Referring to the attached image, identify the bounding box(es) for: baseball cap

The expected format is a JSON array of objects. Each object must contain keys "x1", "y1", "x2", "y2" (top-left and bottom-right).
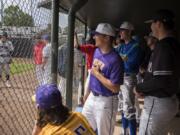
[
  {"x1": 145, "y1": 9, "x2": 174, "y2": 23},
  {"x1": 41, "y1": 34, "x2": 51, "y2": 41},
  {"x1": 35, "y1": 84, "x2": 62, "y2": 109},
  {"x1": 94, "y1": 23, "x2": 115, "y2": 37},
  {"x1": 120, "y1": 22, "x2": 134, "y2": 31}
]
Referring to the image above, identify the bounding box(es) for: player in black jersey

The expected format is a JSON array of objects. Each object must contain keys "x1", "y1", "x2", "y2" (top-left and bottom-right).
[{"x1": 134, "y1": 9, "x2": 180, "y2": 135}]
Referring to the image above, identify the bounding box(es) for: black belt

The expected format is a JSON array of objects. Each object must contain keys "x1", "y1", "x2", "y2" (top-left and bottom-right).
[
  {"x1": 124, "y1": 73, "x2": 130, "y2": 76},
  {"x1": 92, "y1": 91, "x2": 100, "y2": 96},
  {"x1": 124, "y1": 73, "x2": 136, "y2": 76},
  {"x1": 91, "y1": 91, "x2": 118, "y2": 97}
]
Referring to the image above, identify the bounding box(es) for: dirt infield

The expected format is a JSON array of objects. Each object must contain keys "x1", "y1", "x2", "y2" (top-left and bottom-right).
[
  {"x1": 0, "y1": 58, "x2": 80, "y2": 135},
  {"x1": 0, "y1": 69, "x2": 37, "y2": 135}
]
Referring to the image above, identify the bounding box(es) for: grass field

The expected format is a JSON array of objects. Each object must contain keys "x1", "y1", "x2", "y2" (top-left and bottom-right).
[{"x1": 10, "y1": 59, "x2": 34, "y2": 75}]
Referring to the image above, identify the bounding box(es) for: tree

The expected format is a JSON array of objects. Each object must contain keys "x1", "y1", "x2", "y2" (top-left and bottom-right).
[
  {"x1": 3, "y1": 5, "x2": 34, "y2": 27},
  {"x1": 75, "y1": 20, "x2": 83, "y2": 28},
  {"x1": 63, "y1": 20, "x2": 84, "y2": 34}
]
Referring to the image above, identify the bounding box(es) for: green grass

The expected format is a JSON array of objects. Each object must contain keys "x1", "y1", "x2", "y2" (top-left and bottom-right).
[{"x1": 10, "y1": 62, "x2": 34, "y2": 75}]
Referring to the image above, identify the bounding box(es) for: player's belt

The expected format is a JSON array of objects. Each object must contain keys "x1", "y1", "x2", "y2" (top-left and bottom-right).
[
  {"x1": 91, "y1": 91, "x2": 118, "y2": 97},
  {"x1": 124, "y1": 73, "x2": 136, "y2": 77},
  {"x1": 92, "y1": 91, "x2": 100, "y2": 96}
]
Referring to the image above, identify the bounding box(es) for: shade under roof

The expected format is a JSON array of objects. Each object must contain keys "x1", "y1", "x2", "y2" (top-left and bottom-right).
[{"x1": 38, "y1": 0, "x2": 180, "y2": 35}]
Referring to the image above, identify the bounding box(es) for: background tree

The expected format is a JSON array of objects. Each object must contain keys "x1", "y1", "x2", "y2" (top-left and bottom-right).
[
  {"x1": 63, "y1": 19, "x2": 84, "y2": 34},
  {"x1": 3, "y1": 5, "x2": 34, "y2": 27}
]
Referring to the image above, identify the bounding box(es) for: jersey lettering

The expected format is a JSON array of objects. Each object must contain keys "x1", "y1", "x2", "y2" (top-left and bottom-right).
[{"x1": 74, "y1": 125, "x2": 86, "y2": 135}]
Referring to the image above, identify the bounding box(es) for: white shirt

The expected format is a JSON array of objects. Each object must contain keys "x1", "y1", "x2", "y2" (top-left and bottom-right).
[{"x1": 42, "y1": 43, "x2": 51, "y2": 71}]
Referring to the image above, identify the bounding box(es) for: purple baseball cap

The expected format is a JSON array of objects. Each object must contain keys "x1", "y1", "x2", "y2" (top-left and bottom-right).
[{"x1": 35, "y1": 84, "x2": 62, "y2": 109}]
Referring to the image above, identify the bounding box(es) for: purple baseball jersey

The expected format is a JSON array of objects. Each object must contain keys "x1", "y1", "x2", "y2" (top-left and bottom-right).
[{"x1": 89, "y1": 48, "x2": 124, "y2": 96}]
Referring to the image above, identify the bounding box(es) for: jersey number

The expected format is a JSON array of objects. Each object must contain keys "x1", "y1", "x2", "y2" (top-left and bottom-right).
[{"x1": 74, "y1": 125, "x2": 86, "y2": 135}]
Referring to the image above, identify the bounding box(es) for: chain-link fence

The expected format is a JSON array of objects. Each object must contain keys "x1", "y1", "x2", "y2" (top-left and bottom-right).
[{"x1": 0, "y1": 0, "x2": 85, "y2": 134}]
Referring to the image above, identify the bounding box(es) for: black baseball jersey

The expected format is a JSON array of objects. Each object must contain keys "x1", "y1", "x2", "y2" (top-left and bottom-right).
[{"x1": 137, "y1": 37, "x2": 180, "y2": 97}]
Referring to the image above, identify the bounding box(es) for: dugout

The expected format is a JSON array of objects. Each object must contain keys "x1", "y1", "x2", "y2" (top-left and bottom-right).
[{"x1": 38, "y1": 0, "x2": 180, "y2": 109}]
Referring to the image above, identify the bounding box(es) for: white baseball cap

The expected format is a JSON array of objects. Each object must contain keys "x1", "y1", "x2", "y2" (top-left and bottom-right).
[
  {"x1": 95, "y1": 23, "x2": 115, "y2": 37},
  {"x1": 120, "y1": 21, "x2": 134, "y2": 31}
]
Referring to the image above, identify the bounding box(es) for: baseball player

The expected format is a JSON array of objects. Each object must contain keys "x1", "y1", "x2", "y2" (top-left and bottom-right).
[
  {"x1": 31, "y1": 84, "x2": 95, "y2": 135},
  {"x1": 134, "y1": 9, "x2": 180, "y2": 135},
  {"x1": 115, "y1": 22, "x2": 142, "y2": 135},
  {"x1": 58, "y1": 43, "x2": 68, "y2": 101},
  {"x1": 74, "y1": 32, "x2": 96, "y2": 103},
  {"x1": 0, "y1": 31, "x2": 14, "y2": 87},
  {"x1": 33, "y1": 36, "x2": 45, "y2": 85},
  {"x1": 82, "y1": 23, "x2": 124, "y2": 135},
  {"x1": 41, "y1": 34, "x2": 51, "y2": 85}
]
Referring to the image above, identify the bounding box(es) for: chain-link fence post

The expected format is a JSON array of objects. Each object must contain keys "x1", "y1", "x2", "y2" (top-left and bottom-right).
[{"x1": 51, "y1": 0, "x2": 59, "y2": 84}]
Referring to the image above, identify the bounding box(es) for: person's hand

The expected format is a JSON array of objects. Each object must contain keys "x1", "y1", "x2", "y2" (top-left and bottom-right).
[
  {"x1": 139, "y1": 67, "x2": 145, "y2": 74},
  {"x1": 74, "y1": 43, "x2": 79, "y2": 48},
  {"x1": 78, "y1": 64, "x2": 82, "y2": 67},
  {"x1": 91, "y1": 64, "x2": 100, "y2": 77},
  {"x1": 122, "y1": 55, "x2": 128, "y2": 61},
  {"x1": 133, "y1": 87, "x2": 144, "y2": 99}
]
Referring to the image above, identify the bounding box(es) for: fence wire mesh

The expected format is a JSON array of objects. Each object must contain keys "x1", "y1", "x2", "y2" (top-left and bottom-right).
[{"x1": 0, "y1": 0, "x2": 84, "y2": 134}]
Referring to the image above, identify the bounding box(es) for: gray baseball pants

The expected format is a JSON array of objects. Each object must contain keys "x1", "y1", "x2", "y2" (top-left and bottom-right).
[{"x1": 139, "y1": 96, "x2": 179, "y2": 135}]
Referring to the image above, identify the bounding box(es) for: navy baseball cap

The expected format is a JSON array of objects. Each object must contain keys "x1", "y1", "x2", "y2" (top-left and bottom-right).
[
  {"x1": 145, "y1": 9, "x2": 174, "y2": 23},
  {"x1": 35, "y1": 84, "x2": 62, "y2": 109},
  {"x1": 41, "y1": 34, "x2": 50, "y2": 41}
]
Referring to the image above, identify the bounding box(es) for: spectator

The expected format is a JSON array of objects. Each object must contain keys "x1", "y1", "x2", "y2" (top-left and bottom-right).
[
  {"x1": 113, "y1": 36, "x2": 124, "y2": 49},
  {"x1": 0, "y1": 31, "x2": 14, "y2": 87},
  {"x1": 31, "y1": 84, "x2": 95, "y2": 135},
  {"x1": 115, "y1": 21, "x2": 142, "y2": 135},
  {"x1": 58, "y1": 43, "x2": 68, "y2": 101},
  {"x1": 144, "y1": 32, "x2": 158, "y2": 51},
  {"x1": 41, "y1": 34, "x2": 51, "y2": 84},
  {"x1": 33, "y1": 36, "x2": 45, "y2": 85},
  {"x1": 74, "y1": 31, "x2": 96, "y2": 103},
  {"x1": 113, "y1": 36, "x2": 124, "y2": 116},
  {"x1": 137, "y1": 33, "x2": 158, "y2": 84},
  {"x1": 82, "y1": 23, "x2": 124, "y2": 135},
  {"x1": 134, "y1": 9, "x2": 180, "y2": 135}
]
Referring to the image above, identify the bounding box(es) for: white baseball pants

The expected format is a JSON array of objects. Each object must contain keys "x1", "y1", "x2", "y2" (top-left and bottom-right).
[{"x1": 82, "y1": 92, "x2": 118, "y2": 135}]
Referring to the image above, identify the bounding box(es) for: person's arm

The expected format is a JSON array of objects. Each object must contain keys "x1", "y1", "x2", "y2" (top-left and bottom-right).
[
  {"x1": 136, "y1": 43, "x2": 174, "y2": 93},
  {"x1": 91, "y1": 58, "x2": 124, "y2": 93},
  {"x1": 42, "y1": 57, "x2": 48, "y2": 70},
  {"x1": 33, "y1": 46, "x2": 36, "y2": 64},
  {"x1": 74, "y1": 32, "x2": 96, "y2": 54},
  {"x1": 42, "y1": 45, "x2": 50, "y2": 70},
  {"x1": 91, "y1": 66, "x2": 120, "y2": 93},
  {"x1": 74, "y1": 32, "x2": 79, "y2": 48},
  {"x1": 32, "y1": 121, "x2": 42, "y2": 135},
  {"x1": 83, "y1": 89, "x2": 90, "y2": 103},
  {"x1": 127, "y1": 45, "x2": 142, "y2": 69}
]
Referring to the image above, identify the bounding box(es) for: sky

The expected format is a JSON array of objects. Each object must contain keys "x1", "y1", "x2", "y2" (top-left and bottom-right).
[{"x1": 0, "y1": 0, "x2": 68, "y2": 28}]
